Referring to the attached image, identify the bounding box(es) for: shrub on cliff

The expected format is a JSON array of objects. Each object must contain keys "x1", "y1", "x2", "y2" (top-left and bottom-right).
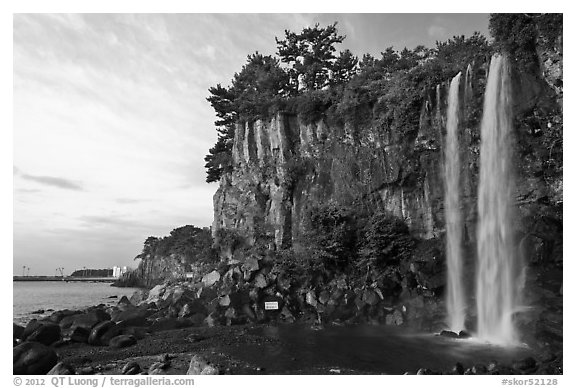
[
  {"x1": 301, "y1": 202, "x2": 359, "y2": 272},
  {"x1": 135, "y1": 225, "x2": 216, "y2": 266},
  {"x1": 358, "y1": 212, "x2": 415, "y2": 269}
]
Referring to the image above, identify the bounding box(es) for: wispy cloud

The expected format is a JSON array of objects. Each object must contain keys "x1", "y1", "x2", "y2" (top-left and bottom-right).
[{"x1": 14, "y1": 167, "x2": 84, "y2": 191}]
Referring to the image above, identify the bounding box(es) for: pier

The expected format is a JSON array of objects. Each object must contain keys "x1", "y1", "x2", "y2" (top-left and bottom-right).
[{"x1": 13, "y1": 276, "x2": 117, "y2": 282}]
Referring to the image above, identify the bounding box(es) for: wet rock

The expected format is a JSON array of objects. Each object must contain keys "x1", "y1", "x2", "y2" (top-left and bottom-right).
[
  {"x1": 280, "y1": 306, "x2": 295, "y2": 323},
  {"x1": 31, "y1": 309, "x2": 45, "y2": 314},
  {"x1": 46, "y1": 309, "x2": 80, "y2": 324},
  {"x1": 241, "y1": 256, "x2": 260, "y2": 273},
  {"x1": 487, "y1": 360, "x2": 499, "y2": 373},
  {"x1": 513, "y1": 357, "x2": 537, "y2": 371},
  {"x1": 186, "y1": 355, "x2": 219, "y2": 375},
  {"x1": 120, "y1": 361, "x2": 141, "y2": 375},
  {"x1": 202, "y1": 271, "x2": 221, "y2": 287},
  {"x1": 472, "y1": 364, "x2": 487, "y2": 375},
  {"x1": 13, "y1": 341, "x2": 58, "y2": 375},
  {"x1": 157, "y1": 353, "x2": 171, "y2": 363},
  {"x1": 13, "y1": 323, "x2": 25, "y2": 340},
  {"x1": 88, "y1": 320, "x2": 116, "y2": 346},
  {"x1": 385, "y1": 310, "x2": 403, "y2": 326},
  {"x1": 452, "y1": 362, "x2": 465, "y2": 375},
  {"x1": 440, "y1": 330, "x2": 459, "y2": 338},
  {"x1": 149, "y1": 361, "x2": 170, "y2": 375},
  {"x1": 24, "y1": 322, "x2": 61, "y2": 346},
  {"x1": 108, "y1": 334, "x2": 137, "y2": 349},
  {"x1": 129, "y1": 289, "x2": 149, "y2": 305},
  {"x1": 111, "y1": 307, "x2": 151, "y2": 326},
  {"x1": 362, "y1": 289, "x2": 379, "y2": 306},
  {"x1": 99, "y1": 325, "x2": 123, "y2": 345},
  {"x1": 254, "y1": 273, "x2": 268, "y2": 288},
  {"x1": 69, "y1": 310, "x2": 111, "y2": 331},
  {"x1": 47, "y1": 362, "x2": 76, "y2": 375},
  {"x1": 69, "y1": 326, "x2": 90, "y2": 343},
  {"x1": 458, "y1": 330, "x2": 471, "y2": 338},
  {"x1": 306, "y1": 291, "x2": 318, "y2": 308},
  {"x1": 77, "y1": 366, "x2": 95, "y2": 375},
  {"x1": 219, "y1": 295, "x2": 231, "y2": 307}
]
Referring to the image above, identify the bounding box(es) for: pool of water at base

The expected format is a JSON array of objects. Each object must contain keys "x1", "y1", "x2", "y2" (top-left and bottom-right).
[{"x1": 223, "y1": 324, "x2": 534, "y2": 374}]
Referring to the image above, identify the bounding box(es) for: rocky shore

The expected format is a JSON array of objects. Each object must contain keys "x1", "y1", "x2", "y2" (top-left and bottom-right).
[{"x1": 14, "y1": 253, "x2": 563, "y2": 375}]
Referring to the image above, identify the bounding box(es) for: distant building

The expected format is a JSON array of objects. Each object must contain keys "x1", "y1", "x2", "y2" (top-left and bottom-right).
[{"x1": 112, "y1": 266, "x2": 129, "y2": 278}]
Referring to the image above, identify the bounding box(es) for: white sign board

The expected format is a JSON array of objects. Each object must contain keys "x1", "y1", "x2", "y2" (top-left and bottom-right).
[{"x1": 264, "y1": 301, "x2": 279, "y2": 310}]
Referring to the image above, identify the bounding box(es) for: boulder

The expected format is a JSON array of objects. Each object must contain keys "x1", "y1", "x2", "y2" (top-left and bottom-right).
[
  {"x1": 24, "y1": 322, "x2": 61, "y2": 346},
  {"x1": 186, "y1": 355, "x2": 219, "y2": 375},
  {"x1": 129, "y1": 289, "x2": 149, "y2": 305},
  {"x1": 46, "y1": 309, "x2": 81, "y2": 324},
  {"x1": 471, "y1": 364, "x2": 487, "y2": 375},
  {"x1": 121, "y1": 361, "x2": 141, "y2": 375},
  {"x1": 219, "y1": 295, "x2": 231, "y2": 307},
  {"x1": 202, "y1": 271, "x2": 221, "y2": 287},
  {"x1": 22, "y1": 319, "x2": 43, "y2": 339},
  {"x1": 13, "y1": 323, "x2": 25, "y2": 340},
  {"x1": 111, "y1": 307, "x2": 151, "y2": 326},
  {"x1": 241, "y1": 256, "x2": 260, "y2": 273},
  {"x1": 99, "y1": 325, "x2": 123, "y2": 345},
  {"x1": 362, "y1": 289, "x2": 379, "y2": 306},
  {"x1": 385, "y1": 310, "x2": 404, "y2": 326},
  {"x1": 108, "y1": 335, "x2": 137, "y2": 349},
  {"x1": 306, "y1": 291, "x2": 318, "y2": 308},
  {"x1": 254, "y1": 273, "x2": 268, "y2": 288},
  {"x1": 69, "y1": 310, "x2": 111, "y2": 331},
  {"x1": 145, "y1": 284, "x2": 167, "y2": 304},
  {"x1": 149, "y1": 361, "x2": 170, "y2": 375},
  {"x1": 68, "y1": 326, "x2": 90, "y2": 343},
  {"x1": 47, "y1": 362, "x2": 76, "y2": 375},
  {"x1": 440, "y1": 330, "x2": 459, "y2": 339},
  {"x1": 458, "y1": 330, "x2": 471, "y2": 338},
  {"x1": 13, "y1": 341, "x2": 58, "y2": 375},
  {"x1": 88, "y1": 320, "x2": 116, "y2": 346},
  {"x1": 117, "y1": 296, "x2": 132, "y2": 308}
]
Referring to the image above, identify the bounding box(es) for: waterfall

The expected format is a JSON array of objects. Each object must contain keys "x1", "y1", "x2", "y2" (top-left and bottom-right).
[
  {"x1": 476, "y1": 54, "x2": 520, "y2": 344},
  {"x1": 464, "y1": 63, "x2": 473, "y2": 102},
  {"x1": 444, "y1": 72, "x2": 466, "y2": 332}
]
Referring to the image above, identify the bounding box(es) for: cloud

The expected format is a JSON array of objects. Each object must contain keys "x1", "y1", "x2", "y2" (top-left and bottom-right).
[
  {"x1": 14, "y1": 168, "x2": 84, "y2": 191},
  {"x1": 115, "y1": 198, "x2": 146, "y2": 204}
]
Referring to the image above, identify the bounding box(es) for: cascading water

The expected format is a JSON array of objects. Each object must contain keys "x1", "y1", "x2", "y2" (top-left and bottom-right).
[
  {"x1": 464, "y1": 63, "x2": 473, "y2": 102},
  {"x1": 444, "y1": 72, "x2": 466, "y2": 332},
  {"x1": 476, "y1": 54, "x2": 521, "y2": 344}
]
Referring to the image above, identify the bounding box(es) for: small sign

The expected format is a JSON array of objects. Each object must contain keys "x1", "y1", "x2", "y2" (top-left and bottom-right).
[{"x1": 264, "y1": 301, "x2": 279, "y2": 310}]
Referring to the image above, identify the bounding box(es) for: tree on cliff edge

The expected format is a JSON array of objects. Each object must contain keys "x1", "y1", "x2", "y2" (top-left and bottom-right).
[{"x1": 276, "y1": 22, "x2": 345, "y2": 92}]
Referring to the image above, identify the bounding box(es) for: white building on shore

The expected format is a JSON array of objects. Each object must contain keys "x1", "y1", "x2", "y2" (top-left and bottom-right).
[{"x1": 112, "y1": 266, "x2": 129, "y2": 278}]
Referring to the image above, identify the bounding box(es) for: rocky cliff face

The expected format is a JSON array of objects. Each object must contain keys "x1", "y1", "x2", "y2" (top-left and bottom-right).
[{"x1": 213, "y1": 51, "x2": 562, "y2": 264}]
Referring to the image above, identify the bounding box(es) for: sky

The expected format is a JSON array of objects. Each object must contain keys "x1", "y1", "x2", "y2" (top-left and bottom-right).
[{"x1": 12, "y1": 13, "x2": 491, "y2": 276}]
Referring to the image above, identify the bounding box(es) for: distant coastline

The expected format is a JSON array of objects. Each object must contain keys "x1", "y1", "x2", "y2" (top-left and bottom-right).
[{"x1": 13, "y1": 276, "x2": 116, "y2": 282}]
